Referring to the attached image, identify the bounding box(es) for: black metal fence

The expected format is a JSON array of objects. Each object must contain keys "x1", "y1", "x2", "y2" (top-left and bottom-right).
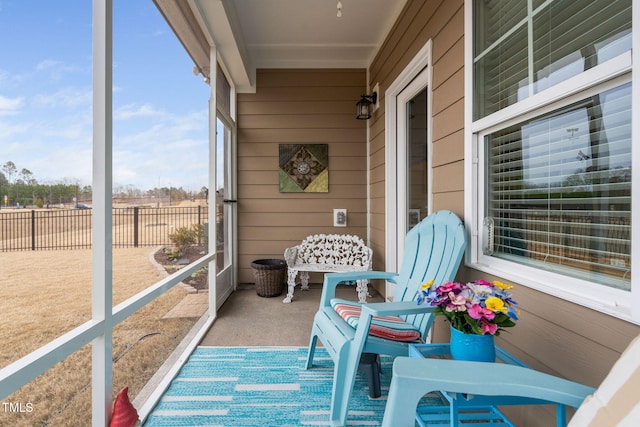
[{"x1": 0, "y1": 206, "x2": 208, "y2": 252}]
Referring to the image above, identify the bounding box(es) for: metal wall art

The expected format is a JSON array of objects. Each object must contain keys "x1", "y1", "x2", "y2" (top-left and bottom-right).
[{"x1": 279, "y1": 144, "x2": 329, "y2": 192}]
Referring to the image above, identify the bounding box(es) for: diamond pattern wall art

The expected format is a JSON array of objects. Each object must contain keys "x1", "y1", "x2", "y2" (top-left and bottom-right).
[{"x1": 279, "y1": 144, "x2": 329, "y2": 192}]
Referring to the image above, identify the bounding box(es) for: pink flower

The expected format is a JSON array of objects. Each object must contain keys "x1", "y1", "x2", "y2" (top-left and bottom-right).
[
  {"x1": 444, "y1": 292, "x2": 467, "y2": 312},
  {"x1": 480, "y1": 320, "x2": 498, "y2": 335},
  {"x1": 468, "y1": 304, "x2": 495, "y2": 320},
  {"x1": 438, "y1": 281, "x2": 463, "y2": 293}
]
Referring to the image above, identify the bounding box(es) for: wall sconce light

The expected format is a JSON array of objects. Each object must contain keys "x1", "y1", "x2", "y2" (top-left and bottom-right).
[{"x1": 356, "y1": 92, "x2": 377, "y2": 120}]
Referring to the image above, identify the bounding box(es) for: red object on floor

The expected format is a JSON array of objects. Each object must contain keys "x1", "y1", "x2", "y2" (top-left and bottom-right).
[{"x1": 110, "y1": 387, "x2": 139, "y2": 427}]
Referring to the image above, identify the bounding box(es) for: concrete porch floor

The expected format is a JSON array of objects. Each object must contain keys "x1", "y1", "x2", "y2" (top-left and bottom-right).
[
  {"x1": 200, "y1": 282, "x2": 385, "y2": 347},
  {"x1": 133, "y1": 282, "x2": 385, "y2": 412}
]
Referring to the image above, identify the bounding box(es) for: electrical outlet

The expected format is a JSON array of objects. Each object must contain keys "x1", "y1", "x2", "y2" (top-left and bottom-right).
[{"x1": 334, "y1": 208, "x2": 347, "y2": 227}]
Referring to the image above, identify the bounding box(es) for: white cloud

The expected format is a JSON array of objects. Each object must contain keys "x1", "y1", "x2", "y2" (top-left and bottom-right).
[
  {"x1": 35, "y1": 59, "x2": 82, "y2": 81},
  {"x1": 111, "y1": 108, "x2": 209, "y2": 190},
  {"x1": 36, "y1": 59, "x2": 63, "y2": 71},
  {"x1": 42, "y1": 147, "x2": 93, "y2": 184},
  {"x1": 114, "y1": 103, "x2": 164, "y2": 120},
  {"x1": 0, "y1": 95, "x2": 24, "y2": 115},
  {"x1": 1, "y1": 94, "x2": 208, "y2": 190},
  {"x1": 0, "y1": 120, "x2": 30, "y2": 139},
  {"x1": 32, "y1": 86, "x2": 92, "y2": 109}
]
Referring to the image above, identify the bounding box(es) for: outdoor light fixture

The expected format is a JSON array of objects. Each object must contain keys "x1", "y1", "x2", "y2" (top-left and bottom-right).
[
  {"x1": 192, "y1": 65, "x2": 210, "y2": 84},
  {"x1": 356, "y1": 92, "x2": 377, "y2": 120}
]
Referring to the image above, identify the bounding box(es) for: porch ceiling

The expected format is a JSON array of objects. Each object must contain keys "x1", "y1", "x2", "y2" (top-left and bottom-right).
[{"x1": 154, "y1": 0, "x2": 408, "y2": 92}]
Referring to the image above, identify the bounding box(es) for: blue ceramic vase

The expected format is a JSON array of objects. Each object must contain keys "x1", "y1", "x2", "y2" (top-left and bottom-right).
[{"x1": 449, "y1": 325, "x2": 496, "y2": 362}]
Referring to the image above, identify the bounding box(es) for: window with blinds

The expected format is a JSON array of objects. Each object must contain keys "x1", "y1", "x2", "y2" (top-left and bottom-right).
[
  {"x1": 483, "y1": 83, "x2": 631, "y2": 290},
  {"x1": 474, "y1": 0, "x2": 632, "y2": 120}
]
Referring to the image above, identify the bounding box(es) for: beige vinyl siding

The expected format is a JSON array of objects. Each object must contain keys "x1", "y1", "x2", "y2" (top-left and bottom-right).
[
  {"x1": 367, "y1": 0, "x2": 465, "y2": 291},
  {"x1": 364, "y1": 0, "x2": 638, "y2": 425},
  {"x1": 236, "y1": 69, "x2": 368, "y2": 284}
]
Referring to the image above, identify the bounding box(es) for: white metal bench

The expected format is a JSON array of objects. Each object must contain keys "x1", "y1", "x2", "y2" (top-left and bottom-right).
[{"x1": 282, "y1": 234, "x2": 373, "y2": 303}]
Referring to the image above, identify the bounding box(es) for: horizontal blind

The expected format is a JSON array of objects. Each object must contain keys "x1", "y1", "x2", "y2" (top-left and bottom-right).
[
  {"x1": 474, "y1": 0, "x2": 527, "y2": 55},
  {"x1": 474, "y1": 0, "x2": 632, "y2": 120},
  {"x1": 532, "y1": 0, "x2": 632, "y2": 92},
  {"x1": 485, "y1": 83, "x2": 631, "y2": 290},
  {"x1": 474, "y1": 26, "x2": 528, "y2": 119}
]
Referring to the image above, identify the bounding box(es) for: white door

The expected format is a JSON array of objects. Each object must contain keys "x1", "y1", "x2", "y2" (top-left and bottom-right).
[
  {"x1": 214, "y1": 115, "x2": 236, "y2": 308},
  {"x1": 387, "y1": 67, "x2": 431, "y2": 298},
  {"x1": 396, "y1": 71, "x2": 431, "y2": 248}
]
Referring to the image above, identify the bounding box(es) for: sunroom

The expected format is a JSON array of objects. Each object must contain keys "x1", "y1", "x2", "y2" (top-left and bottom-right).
[{"x1": 1, "y1": 1, "x2": 639, "y2": 426}]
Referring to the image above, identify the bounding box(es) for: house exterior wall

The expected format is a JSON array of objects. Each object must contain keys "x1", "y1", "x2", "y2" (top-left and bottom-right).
[
  {"x1": 236, "y1": 69, "x2": 368, "y2": 284},
  {"x1": 368, "y1": 0, "x2": 465, "y2": 281},
  {"x1": 366, "y1": 0, "x2": 639, "y2": 425}
]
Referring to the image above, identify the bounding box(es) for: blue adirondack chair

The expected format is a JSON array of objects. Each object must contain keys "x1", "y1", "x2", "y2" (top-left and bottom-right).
[
  {"x1": 382, "y1": 357, "x2": 594, "y2": 427},
  {"x1": 305, "y1": 210, "x2": 467, "y2": 426},
  {"x1": 382, "y1": 334, "x2": 640, "y2": 426}
]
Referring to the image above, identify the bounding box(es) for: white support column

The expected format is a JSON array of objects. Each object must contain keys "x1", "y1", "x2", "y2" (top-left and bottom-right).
[
  {"x1": 92, "y1": 1, "x2": 114, "y2": 426},
  {"x1": 208, "y1": 45, "x2": 218, "y2": 318}
]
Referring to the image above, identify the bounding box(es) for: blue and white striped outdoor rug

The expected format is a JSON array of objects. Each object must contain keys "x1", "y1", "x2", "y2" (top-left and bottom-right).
[{"x1": 143, "y1": 346, "x2": 443, "y2": 426}]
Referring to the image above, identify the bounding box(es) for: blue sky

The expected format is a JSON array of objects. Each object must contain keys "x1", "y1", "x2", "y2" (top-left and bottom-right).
[{"x1": 0, "y1": 1, "x2": 210, "y2": 192}]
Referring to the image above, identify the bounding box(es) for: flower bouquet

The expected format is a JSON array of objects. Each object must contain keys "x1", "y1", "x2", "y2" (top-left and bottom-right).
[{"x1": 417, "y1": 279, "x2": 519, "y2": 336}]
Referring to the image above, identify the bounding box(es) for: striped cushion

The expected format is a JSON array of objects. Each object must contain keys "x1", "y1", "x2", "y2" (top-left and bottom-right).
[
  {"x1": 330, "y1": 298, "x2": 422, "y2": 342},
  {"x1": 569, "y1": 334, "x2": 640, "y2": 426}
]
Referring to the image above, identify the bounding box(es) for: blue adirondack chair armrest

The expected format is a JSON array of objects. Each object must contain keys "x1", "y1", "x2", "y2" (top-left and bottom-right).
[
  {"x1": 381, "y1": 357, "x2": 596, "y2": 427},
  {"x1": 319, "y1": 271, "x2": 400, "y2": 308}
]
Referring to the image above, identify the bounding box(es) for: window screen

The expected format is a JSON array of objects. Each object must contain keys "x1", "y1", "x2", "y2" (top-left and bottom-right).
[
  {"x1": 216, "y1": 64, "x2": 231, "y2": 116},
  {"x1": 484, "y1": 83, "x2": 631, "y2": 290}
]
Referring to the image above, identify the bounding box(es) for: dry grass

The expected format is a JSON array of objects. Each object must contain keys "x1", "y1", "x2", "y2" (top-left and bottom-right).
[{"x1": 0, "y1": 247, "x2": 199, "y2": 427}]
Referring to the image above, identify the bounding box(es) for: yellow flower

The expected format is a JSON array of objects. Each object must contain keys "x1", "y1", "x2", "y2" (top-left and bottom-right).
[
  {"x1": 420, "y1": 279, "x2": 434, "y2": 290},
  {"x1": 493, "y1": 280, "x2": 513, "y2": 290},
  {"x1": 485, "y1": 296, "x2": 507, "y2": 313}
]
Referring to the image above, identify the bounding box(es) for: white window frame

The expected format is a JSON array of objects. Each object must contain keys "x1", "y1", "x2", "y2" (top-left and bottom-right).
[{"x1": 463, "y1": 0, "x2": 640, "y2": 324}]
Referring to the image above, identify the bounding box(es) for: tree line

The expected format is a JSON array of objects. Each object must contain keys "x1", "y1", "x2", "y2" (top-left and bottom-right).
[
  {"x1": 1, "y1": 161, "x2": 207, "y2": 209},
  {"x1": 0, "y1": 161, "x2": 89, "y2": 208}
]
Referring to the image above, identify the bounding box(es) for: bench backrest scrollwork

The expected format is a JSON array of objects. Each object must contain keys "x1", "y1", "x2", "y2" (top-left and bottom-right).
[{"x1": 285, "y1": 234, "x2": 372, "y2": 270}]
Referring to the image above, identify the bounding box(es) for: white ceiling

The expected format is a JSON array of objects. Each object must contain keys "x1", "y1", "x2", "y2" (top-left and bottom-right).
[{"x1": 184, "y1": 0, "x2": 408, "y2": 92}]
